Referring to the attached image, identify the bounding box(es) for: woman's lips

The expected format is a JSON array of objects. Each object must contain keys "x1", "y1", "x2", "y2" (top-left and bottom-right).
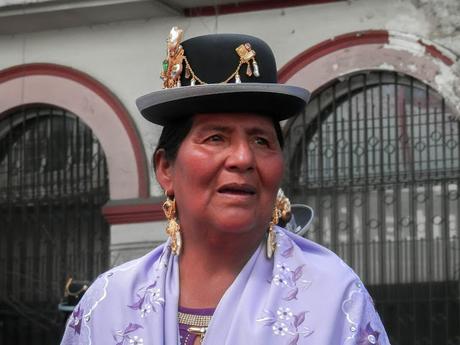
[{"x1": 217, "y1": 183, "x2": 256, "y2": 196}]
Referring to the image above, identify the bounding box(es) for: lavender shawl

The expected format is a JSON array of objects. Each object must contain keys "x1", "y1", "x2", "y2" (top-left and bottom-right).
[{"x1": 61, "y1": 227, "x2": 390, "y2": 345}]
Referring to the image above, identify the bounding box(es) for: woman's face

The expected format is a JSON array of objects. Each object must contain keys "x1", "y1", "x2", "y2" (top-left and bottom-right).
[{"x1": 157, "y1": 113, "x2": 284, "y2": 236}]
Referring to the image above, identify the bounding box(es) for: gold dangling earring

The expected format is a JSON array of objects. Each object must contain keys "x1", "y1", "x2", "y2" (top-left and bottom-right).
[
  {"x1": 267, "y1": 205, "x2": 280, "y2": 259},
  {"x1": 162, "y1": 193, "x2": 182, "y2": 255}
]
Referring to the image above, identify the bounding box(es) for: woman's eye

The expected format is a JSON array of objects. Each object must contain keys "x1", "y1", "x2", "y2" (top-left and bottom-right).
[
  {"x1": 255, "y1": 137, "x2": 269, "y2": 146},
  {"x1": 207, "y1": 134, "x2": 223, "y2": 142}
]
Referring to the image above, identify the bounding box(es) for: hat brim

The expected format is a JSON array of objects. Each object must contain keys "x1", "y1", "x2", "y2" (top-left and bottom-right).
[
  {"x1": 136, "y1": 83, "x2": 310, "y2": 126},
  {"x1": 285, "y1": 204, "x2": 314, "y2": 237}
]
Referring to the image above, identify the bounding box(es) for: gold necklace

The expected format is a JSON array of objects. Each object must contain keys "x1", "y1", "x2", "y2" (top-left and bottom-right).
[{"x1": 178, "y1": 311, "x2": 212, "y2": 343}]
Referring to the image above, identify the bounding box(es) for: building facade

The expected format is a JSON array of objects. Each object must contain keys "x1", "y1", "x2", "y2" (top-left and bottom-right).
[{"x1": 0, "y1": 0, "x2": 459, "y2": 344}]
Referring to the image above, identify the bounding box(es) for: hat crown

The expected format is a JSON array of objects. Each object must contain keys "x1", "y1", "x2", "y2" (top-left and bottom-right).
[
  {"x1": 179, "y1": 33, "x2": 278, "y2": 86},
  {"x1": 137, "y1": 28, "x2": 310, "y2": 126}
]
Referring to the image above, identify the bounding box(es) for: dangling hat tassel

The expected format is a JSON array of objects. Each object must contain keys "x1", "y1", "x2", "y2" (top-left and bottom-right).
[
  {"x1": 252, "y1": 59, "x2": 260, "y2": 77},
  {"x1": 235, "y1": 73, "x2": 241, "y2": 84},
  {"x1": 246, "y1": 63, "x2": 252, "y2": 77}
]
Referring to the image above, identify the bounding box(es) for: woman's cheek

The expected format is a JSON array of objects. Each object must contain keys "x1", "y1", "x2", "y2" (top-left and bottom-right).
[{"x1": 265, "y1": 154, "x2": 284, "y2": 186}]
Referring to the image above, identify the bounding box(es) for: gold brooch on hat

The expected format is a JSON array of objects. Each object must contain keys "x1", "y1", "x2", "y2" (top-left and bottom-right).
[
  {"x1": 235, "y1": 43, "x2": 260, "y2": 81},
  {"x1": 161, "y1": 26, "x2": 185, "y2": 89},
  {"x1": 160, "y1": 27, "x2": 260, "y2": 88}
]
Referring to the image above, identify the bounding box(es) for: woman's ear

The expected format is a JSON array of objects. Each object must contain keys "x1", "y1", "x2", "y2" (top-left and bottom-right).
[{"x1": 154, "y1": 149, "x2": 174, "y2": 194}]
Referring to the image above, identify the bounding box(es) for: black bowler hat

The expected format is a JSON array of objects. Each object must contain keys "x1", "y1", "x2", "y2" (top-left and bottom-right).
[{"x1": 136, "y1": 27, "x2": 310, "y2": 126}]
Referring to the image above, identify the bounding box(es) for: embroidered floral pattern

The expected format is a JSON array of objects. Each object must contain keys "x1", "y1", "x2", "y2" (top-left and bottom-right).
[
  {"x1": 113, "y1": 323, "x2": 144, "y2": 345},
  {"x1": 277, "y1": 307, "x2": 293, "y2": 320},
  {"x1": 69, "y1": 305, "x2": 84, "y2": 335},
  {"x1": 342, "y1": 280, "x2": 387, "y2": 344},
  {"x1": 258, "y1": 308, "x2": 313, "y2": 344},
  {"x1": 128, "y1": 335, "x2": 144, "y2": 345},
  {"x1": 273, "y1": 321, "x2": 289, "y2": 336},
  {"x1": 63, "y1": 267, "x2": 117, "y2": 342},
  {"x1": 342, "y1": 286, "x2": 366, "y2": 327},
  {"x1": 257, "y1": 230, "x2": 314, "y2": 344},
  {"x1": 272, "y1": 235, "x2": 312, "y2": 301},
  {"x1": 273, "y1": 274, "x2": 290, "y2": 287},
  {"x1": 140, "y1": 303, "x2": 152, "y2": 317},
  {"x1": 128, "y1": 282, "x2": 165, "y2": 317},
  {"x1": 356, "y1": 322, "x2": 380, "y2": 345},
  {"x1": 277, "y1": 263, "x2": 291, "y2": 273}
]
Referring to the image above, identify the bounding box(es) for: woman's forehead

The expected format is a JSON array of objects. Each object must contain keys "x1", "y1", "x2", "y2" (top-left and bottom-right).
[{"x1": 192, "y1": 113, "x2": 276, "y2": 130}]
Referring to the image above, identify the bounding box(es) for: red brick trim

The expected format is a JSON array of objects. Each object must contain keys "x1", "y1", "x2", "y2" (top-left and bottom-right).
[
  {"x1": 417, "y1": 39, "x2": 454, "y2": 66},
  {"x1": 102, "y1": 199, "x2": 165, "y2": 224},
  {"x1": 278, "y1": 30, "x2": 389, "y2": 83},
  {"x1": 185, "y1": 0, "x2": 344, "y2": 17},
  {"x1": 278, "y1": 30, "x2": 457, "y2": 84},
  {"x1": 0, "y1": 63, "x2": 149, "y2": 198}
]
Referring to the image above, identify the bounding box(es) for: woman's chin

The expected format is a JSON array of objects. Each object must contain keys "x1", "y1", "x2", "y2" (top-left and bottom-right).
[{"x1": 211, "y1": 218, "x2": 266, "y2": 235}]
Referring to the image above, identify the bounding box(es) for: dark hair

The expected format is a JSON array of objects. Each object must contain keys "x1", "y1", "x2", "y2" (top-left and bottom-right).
[{"x1": 153, "y1": 116, "x2": 285, "y2": 170}]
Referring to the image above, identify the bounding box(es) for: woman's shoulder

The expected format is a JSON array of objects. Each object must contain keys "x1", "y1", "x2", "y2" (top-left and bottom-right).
[
  {"x1": 278, "y1": 226, "x2": 357, "y2": 280},
  {"x1": 274, "y1": 227, "x2": 390, "y2": 344},
  {"x1": 275, "y1": 226, "x2": 369, "y2": 301},
  {"x1": 91, "y1": 242, "x2": 167, "y2": 295},
  {"x1": 107, "y1": 243, "x2": 166, "y2": 276},
  {"x1": 61, "y1": 243, "x2": 169, "y2": 344},
  {"x1": 70, "y1": 243, "x2": 167, "y2": 318}
]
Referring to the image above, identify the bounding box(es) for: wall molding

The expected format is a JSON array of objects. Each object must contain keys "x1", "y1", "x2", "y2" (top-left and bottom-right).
[
  {"x1": 103, "y1": 198, "x2": 165, "y2": 224},
  {"x1": 0, "y1": 63, "x2": 150, "y2": 199},
  {"x1": 185, "y1": 0, "x2": 344, "y2": 17},
  {"x1": 278, "y1": 30, "x2": 460, "y2": 117}
]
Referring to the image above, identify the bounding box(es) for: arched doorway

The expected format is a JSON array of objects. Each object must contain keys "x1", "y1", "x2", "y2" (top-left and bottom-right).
[
  {"x1": 283, "y1": 71, "x2": 460, "y2": 345},
  {"x1": 0, "y1": 105, "x2": 109, "y2": 344}
]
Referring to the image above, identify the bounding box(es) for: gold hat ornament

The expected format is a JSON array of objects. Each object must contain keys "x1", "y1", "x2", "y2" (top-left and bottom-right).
[
  {"x1": 160, "y1": 26, "x2": 260, "y2": 88},
  {"x1": 161, "y1": 27, "x2": 185, "y2": 89}
]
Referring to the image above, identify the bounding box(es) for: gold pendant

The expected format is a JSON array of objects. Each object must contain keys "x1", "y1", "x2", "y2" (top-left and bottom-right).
[{"x1": 188, "y1": 326, "x2": 207, "y2": 343}]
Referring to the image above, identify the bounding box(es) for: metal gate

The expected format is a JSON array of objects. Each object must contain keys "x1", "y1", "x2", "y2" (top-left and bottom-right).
[
  {"x1": 283, "y1": 71, "x2": 460, "y2": 345},
  {"x1": 0, "y1": 106, "x2": 110, "y2": 344}
]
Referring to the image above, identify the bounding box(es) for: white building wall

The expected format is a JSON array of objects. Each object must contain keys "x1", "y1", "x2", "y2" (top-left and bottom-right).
[
  {"x1": 1, "y1": 0, "x2": 459, "y2": 264},
  {"x1": 110, "y1": 221, "x2": 167, "y2": 265},
  {"x1": 0, "y1": 0, "x2": 444, "y2": 196}
]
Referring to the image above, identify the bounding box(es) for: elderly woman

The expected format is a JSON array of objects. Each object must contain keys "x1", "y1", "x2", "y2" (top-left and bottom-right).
[{"x1": 61, "y1": 28, "x2": 389, "y2": 345}]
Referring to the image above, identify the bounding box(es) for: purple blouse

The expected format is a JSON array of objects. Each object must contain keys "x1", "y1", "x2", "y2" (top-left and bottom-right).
[{"x1": 178, "y1": 306, "x2": 215, "y2": 345}]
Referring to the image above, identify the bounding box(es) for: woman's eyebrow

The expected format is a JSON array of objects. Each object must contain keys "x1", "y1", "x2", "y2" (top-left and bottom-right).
[
  {"x1": 194, "y1": 124, "x2": 275, "y2": 136},
  {"x1": 246, "y1": 126, "x2": 276, "y2": 137},
  {"x1": 195, "y1": 124, "x2": 232, "y2": 134}
]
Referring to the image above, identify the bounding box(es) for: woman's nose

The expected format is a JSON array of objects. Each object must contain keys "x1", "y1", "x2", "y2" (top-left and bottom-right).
[{"x1": 225, "y1": 140, "x2": 255, "y2": 172}]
